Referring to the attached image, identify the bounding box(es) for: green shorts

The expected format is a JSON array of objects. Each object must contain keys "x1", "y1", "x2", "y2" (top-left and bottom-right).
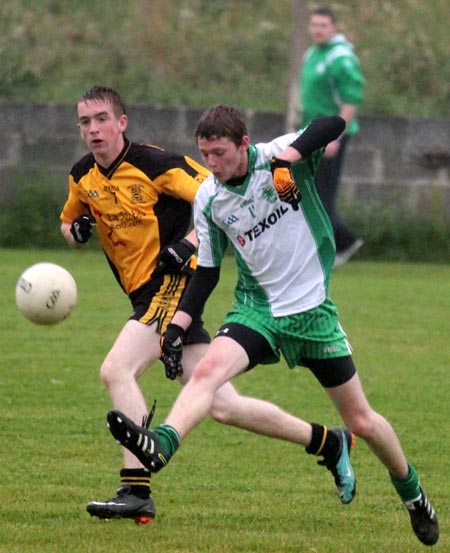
[{"x1": 223, "y1": 298, "x2": 352, "y2": 369}]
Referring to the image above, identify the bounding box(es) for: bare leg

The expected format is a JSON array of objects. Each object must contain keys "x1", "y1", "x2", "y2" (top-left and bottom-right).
[
  {"x1": 166, "y1": 336, "x2": 312, "y2": 445},
  {"x1": 327, "y1": 373, "x2": 409, "y2": 478},
  {"x1": 101, "y1": 327, "x2": 313, "y2": 469},
  {"x1": 100, "y1": 320, "x2": 163, "y2": 468}
]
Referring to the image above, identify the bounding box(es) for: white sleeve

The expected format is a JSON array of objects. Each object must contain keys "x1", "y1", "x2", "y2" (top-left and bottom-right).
[
  {"x1": 193, "y1": 183, "x2": 227, "y2": 268},
  {"x1": 255, "y1": 132, "x2": 301, "y2": 162}
]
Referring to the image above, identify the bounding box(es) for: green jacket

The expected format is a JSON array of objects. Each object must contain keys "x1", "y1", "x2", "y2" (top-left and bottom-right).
[{"x1": 299, "y1": 33, "x2": 364, "y2": 135}]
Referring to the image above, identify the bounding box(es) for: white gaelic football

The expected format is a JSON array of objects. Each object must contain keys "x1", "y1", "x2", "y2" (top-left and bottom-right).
[{"x1": 15, "y1": 262, "x2": 77, "y2": 325}]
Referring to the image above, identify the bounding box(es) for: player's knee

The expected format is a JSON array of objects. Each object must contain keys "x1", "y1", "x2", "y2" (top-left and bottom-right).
[
  {"x1": 189, "y1": 355, "x2": 219, "y2": 385},
  {"x1": 99, "y1": 361, "x2": 112, "y2": 387},
  {"x1": 208, "y1": 402, "x2": 229, "y2": 424},
  {"x1": 208, "y1": 382, "x2": 242, "y2": 425},
  {"x1": 188, "y1": 368, "x2": 213, "y2": 395},
  {"x1": 346, "y1": 411, "x2": 376, "y2": 440},
  {"x1": 208, "y1": 393, "x2": 236, "y2": 424},
  {"x1": 190, "y1": 358, "x2": 235, "y2": 424},
  {"x1": 99, "y1": 359, "x2": 123, "y2": 389}
]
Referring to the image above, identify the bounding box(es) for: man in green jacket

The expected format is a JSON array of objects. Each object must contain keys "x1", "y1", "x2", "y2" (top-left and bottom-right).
[{"x1": 300, "y1": 6, "x2": 365, "y2": 267}]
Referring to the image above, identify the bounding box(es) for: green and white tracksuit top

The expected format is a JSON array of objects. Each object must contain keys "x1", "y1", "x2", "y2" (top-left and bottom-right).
[
  {"x1": 300, "y1": 33, "x2": 364, "y2": 135},
  {"x1": 194, "y1": 133, "x2": 336, "y2": 318}
]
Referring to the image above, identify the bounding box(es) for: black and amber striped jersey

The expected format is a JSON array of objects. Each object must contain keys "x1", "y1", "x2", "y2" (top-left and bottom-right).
[{"x1": 60, "y1": 139, "x2": 209, "y2": 294}]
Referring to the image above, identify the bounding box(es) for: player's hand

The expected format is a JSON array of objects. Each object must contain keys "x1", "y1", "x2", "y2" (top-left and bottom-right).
[
  {"x1": 158, "y1": 238, "x2": 196, "y2": 273},
  {"x1": 270, "y1": 157, "x2": 301, "y2": 211},
  {"x1": 70, "y1": 215, "x2": 93, "y2": 244},
  {"x1": 324, "y1": 140, "x2": 341, "y2": 159},
  {"x1": 160, "y1": 323, "x2": 184, "y2": 380}
]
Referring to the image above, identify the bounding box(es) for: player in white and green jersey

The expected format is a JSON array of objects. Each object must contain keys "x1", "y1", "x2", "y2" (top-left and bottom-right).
[
  {"x1": 192, "y1": 118, "x2": 349, "y2": 367},
  {"x1": 107, "y1": 106, "x2": 438, "y2": 546},
  {"x1": 194, "y1": 134, "x2": 333, "y2": 316}
]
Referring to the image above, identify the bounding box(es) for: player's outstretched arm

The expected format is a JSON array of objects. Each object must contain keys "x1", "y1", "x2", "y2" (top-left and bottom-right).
[
  {"x1": 289, "y1": 115, "x2": 346, "y2": 160},
  {"x1": 271, "y1": 116, "x2": 346, "y2": 208}
]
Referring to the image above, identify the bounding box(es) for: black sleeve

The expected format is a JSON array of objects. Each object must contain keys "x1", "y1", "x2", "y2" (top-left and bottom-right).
[
  {"x1": 290, "y1": 116, "x2": 346, "y2": 158},
  {"x1": 178, "y1": 265, "x2": 221, "y2": 321}
]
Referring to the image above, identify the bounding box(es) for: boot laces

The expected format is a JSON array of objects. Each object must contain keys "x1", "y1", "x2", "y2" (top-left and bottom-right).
[{"x1": 141, "y1": 400, "x2": 157, "y2": 429}]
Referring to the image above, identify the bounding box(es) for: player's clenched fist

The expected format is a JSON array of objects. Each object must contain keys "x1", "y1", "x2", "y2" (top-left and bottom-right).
[
  {"x1": 158, "y1": 238, "x2": 195, "y2": 274},
  {"x1": 160, "y1": 323, "x2": 184, "y2": 380},
  {"x1": 70, "y1": 214, "x2": 93, "y2": 244},
  {"x1": 270, "y1": 157, "x2": 301, "y2": 211}
]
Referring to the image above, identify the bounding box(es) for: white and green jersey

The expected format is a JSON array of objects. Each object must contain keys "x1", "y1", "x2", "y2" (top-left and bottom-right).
[{"x1": 194, "y1": 133, "x2": 336, "y2": 317}]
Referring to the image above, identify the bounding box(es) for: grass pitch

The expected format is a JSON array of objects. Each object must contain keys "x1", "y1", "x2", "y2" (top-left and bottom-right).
[{"x1": 1, "y1": 248, "x2": 449, "y2": 552}]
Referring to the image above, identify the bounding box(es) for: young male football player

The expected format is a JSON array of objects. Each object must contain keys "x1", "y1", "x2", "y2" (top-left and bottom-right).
[{"x1": 108, "y1": 105, "x2": 439, "y2": 546}]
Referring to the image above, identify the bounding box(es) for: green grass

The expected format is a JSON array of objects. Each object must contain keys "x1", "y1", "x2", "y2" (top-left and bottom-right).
[{"x1": 1, "y1": 249, "x2": 449, "y2": 552}]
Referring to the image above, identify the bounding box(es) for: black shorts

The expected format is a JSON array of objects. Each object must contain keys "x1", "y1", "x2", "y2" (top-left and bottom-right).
[
  {"x1": 301, "y1": 355, "x2": 356, "y2": 388},
  {"x1": 216, "y1": 322, "x2": 356, "y2": 387},
  {"x1": 129, "y1": 274, "x2": 210, "y2": 345}
]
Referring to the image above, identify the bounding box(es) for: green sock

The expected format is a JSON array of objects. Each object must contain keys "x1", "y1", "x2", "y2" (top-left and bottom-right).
[
  {"x1": 390, "y1": 462, "x2": 421, "y2": 503},
  {"x1": 154, "y1": 424, "x2": 181, "y2": 458}
]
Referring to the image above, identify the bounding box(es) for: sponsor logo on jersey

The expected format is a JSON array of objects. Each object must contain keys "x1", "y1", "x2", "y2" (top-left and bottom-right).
[
  {"x1": 106, "y1": 210, "x2": 144, "y2": 229},
  {"x1": 238, "y1": 204, "x2": 289, "y2": 245},
  {"x1": 87, "y1": 190, "x2": 100, "y2": 198},
  {"x1": 223, "y1": 214, "x2": 239, "y2": 226}
]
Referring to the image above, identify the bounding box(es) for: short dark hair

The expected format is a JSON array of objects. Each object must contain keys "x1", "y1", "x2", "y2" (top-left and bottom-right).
[
  {"x1": 77, "y1": 86, "x2": 127, "y2": 116},
  {"x1": 310, "y1": 6, "x2": 337, "y2": 23},
  {"x1": 194, "y1": 104, "x2": 248, "y2": 147}
]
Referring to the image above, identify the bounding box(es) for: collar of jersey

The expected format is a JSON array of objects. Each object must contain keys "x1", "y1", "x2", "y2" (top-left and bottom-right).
[
  {"x1": 219, "y1": 145, "x2": 257, "y2": 195},
  {"x1": 97, "y1": 137, "x2": 132, "y2": 179}
]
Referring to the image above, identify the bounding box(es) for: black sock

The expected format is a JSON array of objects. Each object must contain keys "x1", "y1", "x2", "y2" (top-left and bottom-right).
[
  {"x1": 120, "y1": 468, "x2": 151, "y2": 499},
  {"x1": 305, "y1": 423, "x2": 340, "y2": 458}
]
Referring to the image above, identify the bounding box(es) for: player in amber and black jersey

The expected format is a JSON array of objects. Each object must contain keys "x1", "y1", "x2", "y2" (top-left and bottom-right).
[{"x1": 61, "y1": 87, "x2": 356, "y2": 524}]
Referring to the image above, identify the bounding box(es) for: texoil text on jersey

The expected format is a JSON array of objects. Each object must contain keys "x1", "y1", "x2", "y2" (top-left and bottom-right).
[{"x1": 239, "y1": 204, "x2": 289, "y2": 243}]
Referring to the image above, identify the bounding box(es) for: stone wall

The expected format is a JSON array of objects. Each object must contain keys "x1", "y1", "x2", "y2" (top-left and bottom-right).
[{"x1": 1, "y1": 102, "x2": 449, "y2": 216}]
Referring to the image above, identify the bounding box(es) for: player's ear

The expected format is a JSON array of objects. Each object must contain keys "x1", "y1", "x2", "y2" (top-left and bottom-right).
[
  {"x1": 240, "y1": 135, "x2": 250, "y2": 149},
  {"x1": 118, "y1": 114, "x2": 128, "y2": 132}
]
